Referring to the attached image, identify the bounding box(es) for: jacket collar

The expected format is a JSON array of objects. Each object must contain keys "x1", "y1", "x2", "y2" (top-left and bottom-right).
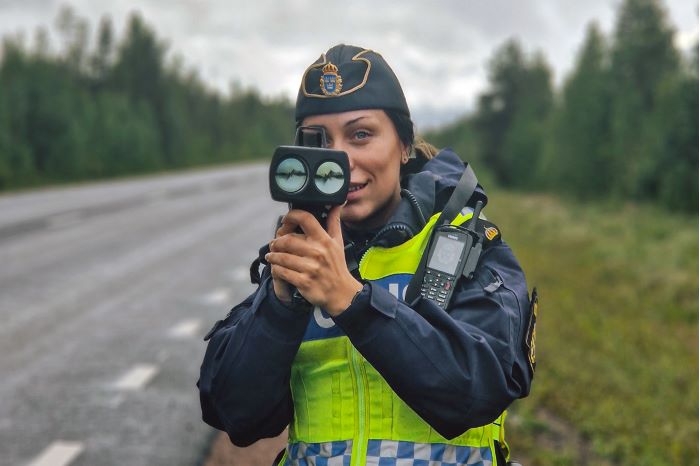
[{"x1": 343, "y1": 148, "x2": 487, "y2": 250}]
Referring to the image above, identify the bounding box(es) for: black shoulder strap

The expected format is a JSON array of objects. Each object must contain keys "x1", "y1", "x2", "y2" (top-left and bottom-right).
[
  {"x1": 404, "y1": 164, "x2": 479, "y2": 303},
  {"x1": 434, "y1": 163, "x2": 479, "y2": 227},
  {"x1": 249, "y1": 243, "x2": 270, "y2": 285}
]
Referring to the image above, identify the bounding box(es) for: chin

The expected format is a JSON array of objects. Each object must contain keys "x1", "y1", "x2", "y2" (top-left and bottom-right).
[
  {"x1": 340, "y1": 205, "x2": 370, "y2": 226},
  {"x1": 340, "y1": 211, "x2": 363, "y2": 225}
]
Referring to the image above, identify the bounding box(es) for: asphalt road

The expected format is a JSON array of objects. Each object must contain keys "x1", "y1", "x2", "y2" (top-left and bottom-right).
[{"x1": 0, "y1": 164, "x2": 286, "y2": 466}]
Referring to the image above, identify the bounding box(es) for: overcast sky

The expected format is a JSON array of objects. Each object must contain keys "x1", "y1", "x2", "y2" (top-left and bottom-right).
[{"x1": 0, "y1": 0, "x2": 697, "y2": 128}]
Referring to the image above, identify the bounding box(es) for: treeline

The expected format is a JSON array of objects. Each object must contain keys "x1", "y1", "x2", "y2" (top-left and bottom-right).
[
  {"x1": 0, "y1": 7, "x2": 293, "y2": 189},
  {"x1": 429, "y1": 0, "x2": 698, "y2": 212},
  {"x1": 1, "y1": 1, "x2": 696, "y2": 213}
]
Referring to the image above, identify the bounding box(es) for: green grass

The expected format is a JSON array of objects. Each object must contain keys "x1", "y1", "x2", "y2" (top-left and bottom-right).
[{"x1": 485, "y1": 190, "x2": 698, "y2": 465}]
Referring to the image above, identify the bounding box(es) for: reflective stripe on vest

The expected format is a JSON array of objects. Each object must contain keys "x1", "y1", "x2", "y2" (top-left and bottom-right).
[{"x1": 282, "y1": 211, "x2": 508, "y2": 466}]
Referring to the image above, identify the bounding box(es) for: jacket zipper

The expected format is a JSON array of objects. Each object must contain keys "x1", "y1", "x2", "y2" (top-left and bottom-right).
[{"x1": 350, "y1": 225, "x2": 414, "y2": 464}]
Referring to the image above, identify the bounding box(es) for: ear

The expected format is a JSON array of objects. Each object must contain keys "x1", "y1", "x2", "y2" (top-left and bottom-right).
[{"x1": 401, "y1": 144, "x2": 411, "y2": 165}]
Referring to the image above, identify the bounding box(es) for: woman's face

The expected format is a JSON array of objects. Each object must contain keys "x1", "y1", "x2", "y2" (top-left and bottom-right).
[{"x1": 302, "y1": 109, "x2": 407, "y2": 230}]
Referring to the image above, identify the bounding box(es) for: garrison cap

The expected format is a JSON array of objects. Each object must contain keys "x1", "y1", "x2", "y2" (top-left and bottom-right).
[{"x1": 295, "y1": 44, "x2": 410, "y2": 121}]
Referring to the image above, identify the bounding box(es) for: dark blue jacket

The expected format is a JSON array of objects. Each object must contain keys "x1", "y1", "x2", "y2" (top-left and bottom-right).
[{"x1": 198, "y1": 149, "x2": 534, "y2": 446}]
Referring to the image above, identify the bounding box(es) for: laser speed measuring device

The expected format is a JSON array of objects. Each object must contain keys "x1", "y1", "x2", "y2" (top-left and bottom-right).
[{"x1": 269, "y1": 126, "x2": 350, "y2": 229}]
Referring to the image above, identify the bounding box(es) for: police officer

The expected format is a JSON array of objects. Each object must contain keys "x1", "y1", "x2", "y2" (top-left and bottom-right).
[{"x1": 198, "y1": 44, "x2": 535, "y2": 466}]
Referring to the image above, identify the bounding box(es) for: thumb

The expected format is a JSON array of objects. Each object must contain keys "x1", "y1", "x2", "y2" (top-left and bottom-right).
[{"x1": 326, "y1": 204, "x2": 344, "y2": 244}]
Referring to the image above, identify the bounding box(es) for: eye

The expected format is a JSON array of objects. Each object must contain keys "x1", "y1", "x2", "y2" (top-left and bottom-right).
[{"x1": 353, "y1": 130, "x2": 371, "y2": 140}]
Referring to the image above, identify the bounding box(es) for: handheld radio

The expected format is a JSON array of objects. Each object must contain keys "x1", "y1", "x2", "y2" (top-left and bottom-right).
[{"x1": 419, "y1": 200, "x2": 485, "y2": 309}]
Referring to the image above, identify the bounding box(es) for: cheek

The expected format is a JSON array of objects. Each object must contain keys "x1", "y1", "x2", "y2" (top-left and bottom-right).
[
  {"x1": 350, "y1": 139, "x2": 403, "y2": 199},
  {"x1": 377, "y1": 148, "x2": 402, "y2": 184},
  {"x1": 370, "y1": 139, "x2": 402, "y2": 173},
  {"x1": 379, "y1": 161, "x2": 400, "y2": 189},
  {"x1": 368, "y1": 155, "x2": 401, "y2": 201}
]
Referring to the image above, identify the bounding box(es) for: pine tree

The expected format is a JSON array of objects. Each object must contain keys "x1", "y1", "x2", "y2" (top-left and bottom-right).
[
  {"x1": 648, "y1": 54, "x2": 698, "y2": 211},
  {"x1": 474, "y1": 39, "x2": 553, "y2": 188},
  {"x1": 55, "y1": 5, "x2": 90, "y2": 74},
  {"x1": 112, "y1": 13, "x2": 171, "y2": 163},
  {"x1": 542, "y1": 22, "x2": 613, "y2": 198},
  {"x1": 501, "y1": 50, "x2": 553, "y2": 189},
  {"x1": 91, "y1": 16, "x2": 114, "y2": 84},
  {"x1": 608, "y1": 0, "x2": 681, "y2": 199}
]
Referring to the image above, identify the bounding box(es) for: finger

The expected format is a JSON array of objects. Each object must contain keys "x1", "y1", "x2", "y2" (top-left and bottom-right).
[
  {"x1": 284, "y1": 209, "x2": 326, "y2": 239},
  {"x1": 270, "y1": 264, "x2": 307, "y2": 291},
  {"x1": 266, "y1": 251, "x2": 316, "y2": 274},
  {"x1": 270, "y1": 234, "x2": 316, "y2": 256},
  {"x1": 271, "y1": 231, "x2": 305, "y2": 250},
  {"x1": 275, "y1": 215, "x2": 298, "y2": 238},
  {"x1": 326, "y1": 204, "x2": 344, "y2": 245}
]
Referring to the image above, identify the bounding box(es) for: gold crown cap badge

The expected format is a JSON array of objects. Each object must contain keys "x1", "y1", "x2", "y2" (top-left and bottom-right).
[
  {"x1": 322, "y1": 63, "x2": 338, "y2": 73},
  {"x1": 320, "y1": 62, "x2": 343, "y2": 96}
]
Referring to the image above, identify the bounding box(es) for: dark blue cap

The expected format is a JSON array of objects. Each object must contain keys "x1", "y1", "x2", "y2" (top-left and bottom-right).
[{"x1": 295, "y1": 44, "x2": 410, "y2": 122}]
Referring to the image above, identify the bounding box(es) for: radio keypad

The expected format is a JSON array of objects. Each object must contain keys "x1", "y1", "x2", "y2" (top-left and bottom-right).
[{"x1": 420, "y1": 269, "x2": 455, "y2": 309}]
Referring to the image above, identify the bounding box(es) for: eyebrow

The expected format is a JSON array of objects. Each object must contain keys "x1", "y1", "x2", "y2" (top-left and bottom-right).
[
  {"x1": 343, "y1": 116, "x2": 369, "y2": 128},
  {"x1": 304, "y1": 115, "x2": 371, "y2": 131}
]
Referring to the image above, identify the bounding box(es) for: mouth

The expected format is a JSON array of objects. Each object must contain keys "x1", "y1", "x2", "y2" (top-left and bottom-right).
[
  {"x1": 346, "y1": 182, "x2": 368, "y2": 201},
  {"x1": 348, "y1": 182, "x2": 368, "y2": 193}
]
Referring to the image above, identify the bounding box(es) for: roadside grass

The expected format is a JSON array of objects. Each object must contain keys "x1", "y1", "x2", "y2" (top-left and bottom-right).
[{"x1": 485, "y1": 190, "x2": 698, "y2": 465}]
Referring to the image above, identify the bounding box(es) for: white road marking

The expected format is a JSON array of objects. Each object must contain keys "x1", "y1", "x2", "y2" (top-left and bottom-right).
[
  {"x1": 28, "y1": 441, "x2": 84, "y2": 466},
  {"x1": 113, "y1": 364, "x2": 158, "y2": 390},
  {"x1": 203, "y1": 288, "x2": 231, "y2": 305},
  {"x1": 168, "y1": 319, "x2": 202, "y2": 338}
]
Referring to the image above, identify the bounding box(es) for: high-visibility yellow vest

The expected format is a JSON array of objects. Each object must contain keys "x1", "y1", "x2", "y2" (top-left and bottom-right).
[{"x1": 279, "y1": 211, "x2": 509, "y2": 466}]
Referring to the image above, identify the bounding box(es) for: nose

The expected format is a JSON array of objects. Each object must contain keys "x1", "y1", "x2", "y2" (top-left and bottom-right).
[{"x1": 346, "y1": 151, "x2": 356, "y2": 171}]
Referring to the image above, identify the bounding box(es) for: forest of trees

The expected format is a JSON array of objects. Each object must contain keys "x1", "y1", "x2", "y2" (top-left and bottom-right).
[
  {"x1": 0, "y1": 6, "x2": 293, "y2": 189},
  {"x1": 0, "y1": 0, "x2": 697, "y2": 212},
  {"x1": 429, "y1": 0, "x2": 698, "y2": 212}
]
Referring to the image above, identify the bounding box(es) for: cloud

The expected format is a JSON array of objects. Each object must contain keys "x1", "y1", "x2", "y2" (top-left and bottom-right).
[{"x1": 0, "y1": 0, "x2": 695, "y2": 127}]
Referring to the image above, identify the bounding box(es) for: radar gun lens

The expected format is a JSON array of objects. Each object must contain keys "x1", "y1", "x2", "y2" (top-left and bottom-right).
[
  {"x1": 314, "y1": 161, "x2": 345, "y2": 195},
  {"x1": 275, "y1": 157, "x2": 307, "y2": 193}
]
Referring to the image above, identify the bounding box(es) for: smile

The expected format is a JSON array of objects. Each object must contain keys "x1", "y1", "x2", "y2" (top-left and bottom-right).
[{"x1": 348, "y1": 183, "x2": 368, "y2": 193}]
